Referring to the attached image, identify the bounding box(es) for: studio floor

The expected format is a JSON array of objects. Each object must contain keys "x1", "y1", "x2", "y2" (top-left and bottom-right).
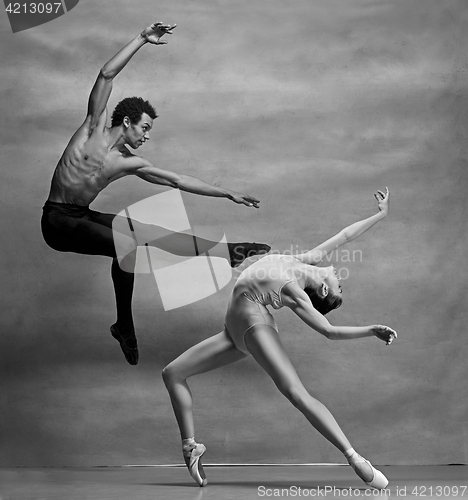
[{"x1": 0, "y1": 465, "x2": 466, "y2": 500}]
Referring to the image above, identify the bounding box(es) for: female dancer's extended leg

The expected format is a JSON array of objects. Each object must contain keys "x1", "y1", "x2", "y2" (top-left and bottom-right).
[
  {"x1": 244, "y1": 325, "x2": 388, "y2": 489},
  {"x1": 162, "y1": 329, "x2": 246, "y2": 486},
  {"x1": 244, "y1": 325, "x2": 352, "y2": 452}
]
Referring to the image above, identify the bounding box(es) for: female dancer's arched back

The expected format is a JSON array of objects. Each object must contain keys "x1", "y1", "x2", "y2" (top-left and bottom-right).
[{"x1": 162, "y1": 188, "x2": 397, "y2": 488}]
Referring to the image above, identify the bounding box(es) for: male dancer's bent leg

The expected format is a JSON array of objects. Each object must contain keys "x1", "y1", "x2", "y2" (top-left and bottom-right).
[
  {"x1": 42, "y1": 204, "x2": 140, "y2": 364},
  {"x1": 111, "y1": 255, "x2": 139, "y2": 365}
]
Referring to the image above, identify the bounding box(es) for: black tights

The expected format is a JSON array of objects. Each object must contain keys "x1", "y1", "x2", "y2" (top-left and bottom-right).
[{"x1": 41, "y1": 201, "x2": 226, "y2": 331}]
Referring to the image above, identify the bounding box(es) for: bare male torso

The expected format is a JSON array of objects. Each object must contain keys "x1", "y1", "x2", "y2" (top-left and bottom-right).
[{"x1": 48, "y1": 122, "x2": 136, "y2": 206}]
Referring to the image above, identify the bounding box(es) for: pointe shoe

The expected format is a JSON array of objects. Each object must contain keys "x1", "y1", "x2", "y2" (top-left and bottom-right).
[
  {"x1": 348, "y1": 455, "x2": 388, "y2": 489},
  {"x1": 183, "y1": 442, "x2": 208, "y2": 487}
]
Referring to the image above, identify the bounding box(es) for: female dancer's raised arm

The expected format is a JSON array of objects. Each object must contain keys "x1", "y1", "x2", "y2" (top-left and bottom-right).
[{"x1": 295, "y1": 187, "x2": 390, "y2": 265}]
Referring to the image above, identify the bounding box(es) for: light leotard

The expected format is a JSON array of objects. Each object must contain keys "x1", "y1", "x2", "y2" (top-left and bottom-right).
[{"x1": 225, "y1": 254, "x2": 296, "y2": 354}]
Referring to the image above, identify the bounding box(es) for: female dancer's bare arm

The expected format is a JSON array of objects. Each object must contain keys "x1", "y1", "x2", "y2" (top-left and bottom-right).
[
  {"x1": 282, "y1": 283, "x2": 397, "y2": 344},
  {"x1": 295, "y1": 188, "x2": 390, "y2": 265}
]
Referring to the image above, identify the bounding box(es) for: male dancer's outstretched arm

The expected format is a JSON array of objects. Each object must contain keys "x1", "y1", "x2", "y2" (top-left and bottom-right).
[{"x1": 122, "y1": 153, "x2": 261, "y2": 207}]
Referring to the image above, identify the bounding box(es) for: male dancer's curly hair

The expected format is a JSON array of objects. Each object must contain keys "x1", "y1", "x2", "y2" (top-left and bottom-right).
[
  {"x1": 305, "y1": 286, "x2": 342, "y2": 315},
  {"x1": 111, "y1": 96, "x2": 157, "y2": 127}
]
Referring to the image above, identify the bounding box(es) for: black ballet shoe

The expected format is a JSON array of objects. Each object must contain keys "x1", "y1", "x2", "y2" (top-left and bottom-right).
[
  {"x1": 110, "y1": 324, "x2": 139, "y2": 365},
  {"x1": 228, "y1": 242, "x2": 271, "y2": 268}
]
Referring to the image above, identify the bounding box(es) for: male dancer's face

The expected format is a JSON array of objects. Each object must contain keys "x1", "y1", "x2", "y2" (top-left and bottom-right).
[{"x1": 126, "y1": 113, "x2": 154, "y2": 149}]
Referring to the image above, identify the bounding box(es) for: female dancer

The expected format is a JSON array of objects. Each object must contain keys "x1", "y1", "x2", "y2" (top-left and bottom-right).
[{"x1": 162, "y1": 187, "x2": 397, "y2": 488}]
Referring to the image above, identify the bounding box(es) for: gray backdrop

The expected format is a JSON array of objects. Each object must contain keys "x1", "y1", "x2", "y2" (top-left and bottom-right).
[{"x1": 1, "y1": 0, "x2": 467, "y2": 467}]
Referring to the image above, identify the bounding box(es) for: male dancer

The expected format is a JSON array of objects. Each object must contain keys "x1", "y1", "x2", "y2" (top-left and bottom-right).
[{"x1": 42, "y1": 22, "x2": 269, "y2": 365}]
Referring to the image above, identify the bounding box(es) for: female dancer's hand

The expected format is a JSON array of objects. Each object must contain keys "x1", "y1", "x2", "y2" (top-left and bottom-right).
[
  {"x1": 141, "y1": 22, "x2": 177, "y2": 45},
  {"x1": 373, "y1": 325, "x2": 397, "y2": 345},
  {"x1": 374, "y1": 187, "x2": 390, "y2": 216}
]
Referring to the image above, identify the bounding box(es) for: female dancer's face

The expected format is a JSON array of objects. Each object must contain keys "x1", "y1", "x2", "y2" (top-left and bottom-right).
[{"x1": 322, "y1": 266, "x2": 343, "y2": 296}]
